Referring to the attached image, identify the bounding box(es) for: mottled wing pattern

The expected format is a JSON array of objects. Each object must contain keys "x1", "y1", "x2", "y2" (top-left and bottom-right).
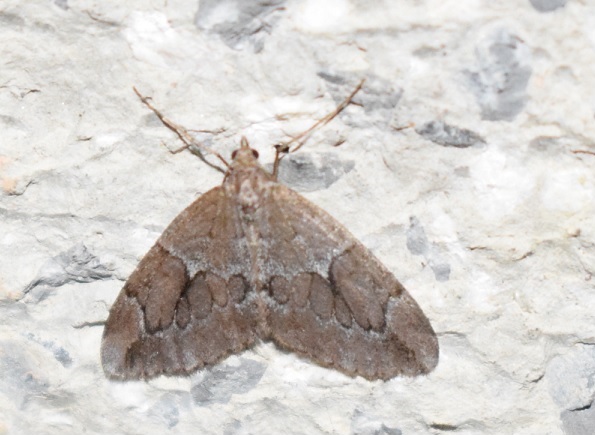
[
  {"x1": 101, "y1": 187, "x2": 258, "y2": 380},
  {"x1": 258, "y1": 185, "x2": 438, "y2": 380}
]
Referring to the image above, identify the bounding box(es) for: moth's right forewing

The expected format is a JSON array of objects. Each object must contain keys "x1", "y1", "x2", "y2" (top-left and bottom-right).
[{"x1": 260, "y1": 185, "x2": 439, "y2": 380}]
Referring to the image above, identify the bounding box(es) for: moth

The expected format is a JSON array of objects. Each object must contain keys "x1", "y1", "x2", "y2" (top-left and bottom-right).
[{"x1": 101, "y1": 82, "x2": 439, "y2": 381}]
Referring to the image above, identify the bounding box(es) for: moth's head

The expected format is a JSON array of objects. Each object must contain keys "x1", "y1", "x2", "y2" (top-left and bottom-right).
[{"x1": 230, "y1": 136, "x2": 260, "y2": 168}]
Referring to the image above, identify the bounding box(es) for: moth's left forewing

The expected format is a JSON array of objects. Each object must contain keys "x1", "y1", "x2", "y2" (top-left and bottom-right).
[
  {"x1": 258, "y1": 184, "x2": 439, "y2": 380},
  {"x1": 101, "y1": 187, "x2": 260, "y2": 380}
]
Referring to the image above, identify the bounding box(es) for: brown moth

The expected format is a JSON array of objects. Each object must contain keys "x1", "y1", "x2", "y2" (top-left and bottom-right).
[{"x1": 101, "y1": 85, "x2": 439, "y2": 381}]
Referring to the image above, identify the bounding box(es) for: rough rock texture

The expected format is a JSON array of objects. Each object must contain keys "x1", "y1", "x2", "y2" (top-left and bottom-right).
[{"x1": 1, "y1": 0, "x2": 594, "y2": 434}]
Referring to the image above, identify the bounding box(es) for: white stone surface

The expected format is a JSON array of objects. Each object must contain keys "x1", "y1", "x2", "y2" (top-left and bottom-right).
[{"x1": 1, "y1": 0, "x2": 594, "y2": 434}]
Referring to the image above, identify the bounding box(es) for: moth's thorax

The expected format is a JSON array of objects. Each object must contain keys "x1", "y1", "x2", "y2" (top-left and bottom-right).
[{"x1": 224, "y1": 164, "x2": 275, "y2": 213}]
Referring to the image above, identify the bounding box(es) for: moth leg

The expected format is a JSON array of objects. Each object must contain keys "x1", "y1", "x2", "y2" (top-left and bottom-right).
[
  {"x1": 133, "y1": 87, "x2": 230, "y2": 174},
  {"x1": 271, "y1": 143, "x2": 290, "y2": 180}
]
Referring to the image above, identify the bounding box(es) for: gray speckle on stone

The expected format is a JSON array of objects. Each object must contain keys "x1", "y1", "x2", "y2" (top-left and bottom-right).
[
  {"x1": 465, "y1": 29, "x2": 532, "y2": 121},
  {"x1": 376, "y1": 424, "x2": 403, "y2": 435},
  {"x1": 191, "y1": 358, "x2": 266, "y2": 406},
  {"x1": 351, "y1": 409, "x2": 403, "y2": 435},
  {"x1": 545, "y1": 344, "x2": 595, "y2": 411},
  {"x1": 530, "y1": 0, "x2": 567, "y2": 12},
  {"x1": 0, "y1": 342, "x2": 49, "y2": 409},
  {"x1": 148, "y1": 393, "x2": 185, "y2": 429},
  {"x1": 317, "y1": 71, "x2": 348, "y2": 85},
  {"x1": 53, "y1": 0, "x2": 68, "y2": 10},
  {"x1": 406, "y1": 217, "x2": 451, "y2": 282},
  {"x1": 562, "y1": 404, "x2": 595, "y2": 435},
  {"x1": 429, "y1": 261, "x2": 451, "y2": 282},
  {"x1": 319, "y1": 72, "x2": 402, "y2": 127},
  {"x1": 195, "y1": 0, "x2": 285, "y2": 52},
  {"x1": 25, "y1": 333, "x2": 73, "y2": 368},
  {"x1": 24, "y1": 243, "x2": 113, "y2": 299},
  {"x1": 223, "y1": 420, "x2": 242, "y2": 435},
  {"x1": 0, "y1": 11, "x2": 25, "y2": 27},
  {"x1": 416, "y1": 120, "x2": 485, "y2": 148},
  {"x1": 406, "y1": 216, "x2": 430, "y2": 256},
  {"x1": 273, "y1": 152, "x2": 355, "y2": 192},
  {"x1": 529, "y1": 136, "x2": 560, "y2": 152}
]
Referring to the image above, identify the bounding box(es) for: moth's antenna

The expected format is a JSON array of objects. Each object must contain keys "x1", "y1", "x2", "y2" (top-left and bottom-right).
[
  {"x1": 133, "y1": 87, "x2": 230, "y2": 174},
  {"x1": 272, "y1": 79, "x2": 365, "y2": 179}
]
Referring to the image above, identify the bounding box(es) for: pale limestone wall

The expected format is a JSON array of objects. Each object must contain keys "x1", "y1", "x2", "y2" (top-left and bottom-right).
[{"x1": 1, "y1": 0, "x2": 593, "y2": 434}]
